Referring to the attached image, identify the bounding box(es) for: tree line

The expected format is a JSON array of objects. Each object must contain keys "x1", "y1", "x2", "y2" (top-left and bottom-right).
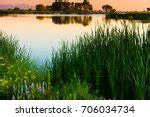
[
  {"x1": 36, "y1": 2, "x2": 93, "y2": 13},
  {"x1": 1, "y1": 3, "x2": 150, "y2": 15},
  {"x1": 35, "y1": 3, "x2": 116, "y2": 13}
]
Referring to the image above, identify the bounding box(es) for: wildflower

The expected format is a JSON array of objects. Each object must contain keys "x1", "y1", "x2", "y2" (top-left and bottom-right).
[
  {"x1": 10, "y1": 65, "x2": 13, "y2": 68},
  {"x1": 0, "y1": 64, "x2": 5, "y2": 66},
  {"x1": 37, "y1": 86, "x2": 43, "y2": 93},
  {"x1": 0, "y1": 57, "x2": 4, "y2": 60},
  {"x1": 30, "y1": 83, "x2": 34, "y2": 88},
  {"x1": 25, "y1": 72, "x2": 28, "y2": 76},
  {"x1": 12, "y1": 95, "x2": 15, "y2": 100},
  {"x1": 37, "y1": 83, "x2": 45, "y2": 93},
  {"x1": 9, "y1": 77, "x2": 12, "y2": 80},
  {"x1": 28, "y1": 70, "x2": 32, "y2": 74},
  {"x1": 25, "y1": 90, "x2": 30, "y2": 95}
]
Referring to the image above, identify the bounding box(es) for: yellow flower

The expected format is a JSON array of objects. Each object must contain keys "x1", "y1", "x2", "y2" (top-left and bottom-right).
[
  {"x1": 0, "y1": 57, "x2": 4, "y2": 60},
  {"x1": 0, "y1": 64, "x2": 5, "y2": 66},
  {"x1": 28, "y1": 70, "x2": 32, "y2": 74}
]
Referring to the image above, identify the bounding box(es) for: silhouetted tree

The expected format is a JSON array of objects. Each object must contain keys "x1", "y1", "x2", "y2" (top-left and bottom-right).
[
  {"x1": 110, "y1": 9, "x2": 116, "y2": 13},
  {"x1": 51, "y1": 2, "x2": 93, "y2": 12},
  {"x1": 46, "y1": 6, "x2": 52, "y2": 11},
  {"x1": 52, "y1": 2, "x2": 61, "y2": 11},
  {"x1": 74, "y1": 3, "x2": 82, "y2": 11},
  {"x1": 89, "y1": 4, "x2": 93, "y2": 11},
  {"x1": 13, "y1": 7, "x2": 20, "y2": 11},
  {"x1": 13, "y1": 7, "x2": 21, "y2": 13},
  {"x1": 102, "y1": 4, "x2": 113, "y2": 13},
  {"x1": 36, "y1": 4, "x2": 46, "y2": 11},
  {"x1": 28, "y1": 8, "x2": 32, "y2": 11}
]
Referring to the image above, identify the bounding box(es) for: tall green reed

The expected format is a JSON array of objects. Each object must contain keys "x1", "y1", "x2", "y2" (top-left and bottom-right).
[{"x1": 49, "y1": 25, "x2": 149, "y2": 99}]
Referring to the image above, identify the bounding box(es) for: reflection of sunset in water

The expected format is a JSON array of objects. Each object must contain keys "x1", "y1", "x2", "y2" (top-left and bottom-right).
[{"x1": 0, "y1": 14, "x2": 149, "y2": 63}]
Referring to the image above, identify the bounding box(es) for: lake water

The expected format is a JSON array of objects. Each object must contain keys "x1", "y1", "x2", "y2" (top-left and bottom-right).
[{"x1": 0, "y1": 14, "x2": 149, "y2": 63}]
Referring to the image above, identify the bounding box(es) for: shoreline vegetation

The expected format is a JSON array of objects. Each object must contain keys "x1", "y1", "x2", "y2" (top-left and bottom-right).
[
  {"x1": 106, "y1": 12, "x2": 150, "y2": 20},
  {"x1": 0, "y1": 2, "x2": 150, "y2": 21},
  {"x1": 0, "y1": 9, "x2": 150, "y2": 21},
  {"x1": 0, "y1": 9, "x2": 101, "y2": 15},
  {"x1": 0, "y1": 25, "x2": 149, "y2": 100},
  {"x1": 0, "y1": 1, "x2": 94, "y2": 15}
]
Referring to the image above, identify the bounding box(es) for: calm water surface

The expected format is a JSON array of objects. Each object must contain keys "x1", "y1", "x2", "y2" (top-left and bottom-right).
[{"x1": 0, "y1": 14, "x2": 149, "y2": 63}]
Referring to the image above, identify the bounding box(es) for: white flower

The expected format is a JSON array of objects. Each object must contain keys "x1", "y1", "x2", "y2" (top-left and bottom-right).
[
  {"x1": 25, "y1": 90, "x2": 30, "y2": 95},
  {"x1": 12, "y1": 95, "x2": 15, "y2": 100}
]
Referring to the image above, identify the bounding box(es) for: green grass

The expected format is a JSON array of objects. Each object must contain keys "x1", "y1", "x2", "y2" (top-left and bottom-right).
[
  {"x1": 48, "y1": 25, "x2": 150, "y2": 100},
  {"x1": 0, "y1": 25, "x2": 149, "y2": 100},
  {"x1": 0, "y1": 32, "x2": 94, "y2": 100},
  {"x1": 0, "y1": 32, "x2": 48, "y2": 99}
]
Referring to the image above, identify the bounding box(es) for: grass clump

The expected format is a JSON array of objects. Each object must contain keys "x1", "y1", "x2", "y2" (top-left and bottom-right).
[{"x1": 48, "y1": 25, "x2": 149, "y2": 100}]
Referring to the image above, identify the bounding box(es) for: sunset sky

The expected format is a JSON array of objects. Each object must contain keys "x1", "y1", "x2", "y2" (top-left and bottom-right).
[{"x1": 0, "y1": 0, "x2": 149, "y2": 11}]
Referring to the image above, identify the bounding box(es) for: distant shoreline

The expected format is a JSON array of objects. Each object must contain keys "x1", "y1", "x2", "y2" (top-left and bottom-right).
[
  {"x1": 0, "y1": 9, "x2": 105, "y2": 15},
  {"x1": 0, "y1": 10, "x2": 150, "y2": 21},
  {"x1": 106, "y1": 12, "x2": 150, "y2": 20}
]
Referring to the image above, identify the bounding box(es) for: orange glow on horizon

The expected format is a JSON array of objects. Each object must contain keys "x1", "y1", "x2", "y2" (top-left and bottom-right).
[{"x1": 0, "y1": 0, "x2": 149, "y2": 11}]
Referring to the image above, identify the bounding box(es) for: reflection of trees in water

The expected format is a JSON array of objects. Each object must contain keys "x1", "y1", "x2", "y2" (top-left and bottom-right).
[
  {"x1": 148, "y1": 25, "x2": 150, "y2": 39},
  {"x1": 36, "y1": 16, "x2": 92, "y2": 26},
  {"x1": 36, "y1": 16, "x2": 51, "y2": 20},
  {"x1": 102, "y1": 17, "x2": 112, "y2": 24},
  {"x1": 36, "y1": 16, "x2": 45, "y2": 20},
  {"x1": 52, "y1": 16, "x2": 92, "y2": 26},
  {"x1": 140, "y1": 20, "x2": 150, "y2": 23}
]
